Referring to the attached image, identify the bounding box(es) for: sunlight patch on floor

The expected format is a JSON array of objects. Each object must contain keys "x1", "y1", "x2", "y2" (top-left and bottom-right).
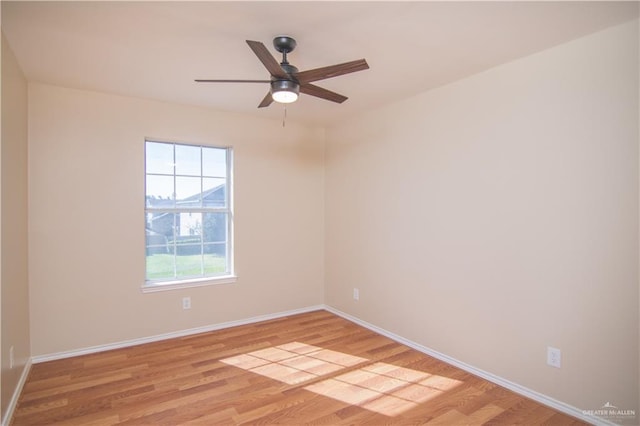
[
  {"x1": 305, "y1": 362, "x2": 463, "y2": 416},
  {"x1": 220, "y1": 342, "x2": 367, "y2": 385},
  {"x1": 220, "y1": 342, "x2": 463, "y2": 417}
]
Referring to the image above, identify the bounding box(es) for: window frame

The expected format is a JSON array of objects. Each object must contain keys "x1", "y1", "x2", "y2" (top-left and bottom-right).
[{"x1": 142, "y1": 139, "x2": 236, "y2": 293}]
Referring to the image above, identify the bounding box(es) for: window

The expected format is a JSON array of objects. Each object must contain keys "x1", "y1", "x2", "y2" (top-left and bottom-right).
[{"x1": 144, "y1": 140, "x2": 234, "y2": 289}]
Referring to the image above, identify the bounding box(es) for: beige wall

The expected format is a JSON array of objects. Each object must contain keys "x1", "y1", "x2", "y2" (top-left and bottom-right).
[
  {"x1": 1, "y1": 33, "x2": 30, "y2": 418},
  {"x1": 28, "y1": 84, "x2": 325, "y2": 356},
  {"x1": 325, "y1": 19, "x2": 639, "y2": 414}
]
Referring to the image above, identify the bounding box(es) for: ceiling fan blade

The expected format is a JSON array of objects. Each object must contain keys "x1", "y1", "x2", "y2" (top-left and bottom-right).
[
  {"x1": 258, "y1": 92, "x2": 273, "y2": 108},
  {"x1": 195, "y1": 79, "x2": 270, "y2": 83},
  {"x1": 294, "y1": 59, "x2": 369, "y2": 83},
  {"x1": 300, "y1": 83, "x2": 348, "y2": 104},
  {"x1": 246, "y1": 40, "x2": 287, "y2": 79}
]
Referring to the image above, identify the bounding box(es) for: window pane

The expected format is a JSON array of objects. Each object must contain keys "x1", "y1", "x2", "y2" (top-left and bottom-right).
[
  {"x1": 146, "y1": 212, "x2": 175, "y2": 241},
  {"x1": 176, "y1": 177, "x2": 201, "y2": 207},
  {"x1": 146, "y1": 253, "x2": 176, "y2": 280},
  {"x1": 204, "y1": 245, "x2": 227, "y2": 274},
  {"x1": 176, "y1": 212, "x2": 202, "y2": 239},
  {"x1": 175, "y1": 144, "x2": 201, "y2": 176},
  {"x1": 203, "y1": 178, "x2": 226, "y2": 207},
  {"x1": 203, "y1": 212, "x2": 227, "y2": 244},
  {"x1": 146, "y1": 234, "x2": 171, "y2": 253},
  {"x1": 203, "y1": 147, "x2": 227, "y2": 178},
  {"x1": 176, "y1": 245, "x2": 203, "y2": 277},
  {"x1": 146, "y1": 142, "x2": 174, "y2": 175},
  {"x1": 146, "y1": 175, "x2": 174, "y2": 207},
  {"x1": 204, "y1": 243, "x2": 226, "y2": 258},
  {"x1": 146, "y1": 212, "x2": 176, "y2": 280}
]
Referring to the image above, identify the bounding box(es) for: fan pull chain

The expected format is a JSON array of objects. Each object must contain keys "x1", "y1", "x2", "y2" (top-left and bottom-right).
[{"x1": 282, "y1": 105, "x2": 287, "y2": 128}]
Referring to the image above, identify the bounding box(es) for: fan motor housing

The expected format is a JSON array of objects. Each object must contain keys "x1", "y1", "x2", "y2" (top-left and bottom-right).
[{"x1": 271, "y1": 79, "x2": 299, "y2": 94}]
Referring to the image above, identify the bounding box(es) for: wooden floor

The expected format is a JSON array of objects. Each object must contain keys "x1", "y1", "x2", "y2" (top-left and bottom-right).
[{"x1": 12, "y1": 310, "x2": 585, "y2": 425}]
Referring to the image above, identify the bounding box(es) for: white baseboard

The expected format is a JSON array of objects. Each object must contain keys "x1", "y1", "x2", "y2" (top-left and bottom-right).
[
  {"x1": 323, "y1": 305, "x2": 613, "y2": 426},
  {"x1": 32, "y1": 305, "x2": 324, "y2": 363},
  {"x1": 1, "y1": 358, "x2": 32, "y2": 426}
]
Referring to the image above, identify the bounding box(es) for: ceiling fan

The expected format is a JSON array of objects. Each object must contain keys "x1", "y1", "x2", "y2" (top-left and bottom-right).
[{"x1": 195, "y1": 36, "x2": 369, "y2": 108}]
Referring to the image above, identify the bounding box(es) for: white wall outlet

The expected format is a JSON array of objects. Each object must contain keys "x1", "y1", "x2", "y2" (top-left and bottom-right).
[
  {"x1": 9, "y1": 346, "x2": 14, "y2": 369},
  {"x1": 547, "y1": 346, "x2": 561, "y2": 368},
  {"x1": 353, "y1": 288, "x2": 359, "y2": 301},
  {"x1": 182, "y1": 296, "x2": 191, "y2": 310}
]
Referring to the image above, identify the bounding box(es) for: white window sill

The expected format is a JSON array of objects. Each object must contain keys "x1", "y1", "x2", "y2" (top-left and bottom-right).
[{"x1": 142, "y1": 275, "x2": 237, "y2": 293}]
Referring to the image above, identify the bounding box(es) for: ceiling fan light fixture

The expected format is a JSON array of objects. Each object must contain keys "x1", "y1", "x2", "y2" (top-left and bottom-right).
[
  {"x1": 196, "y1": 37, "x2": 369, "y2": 108},
  {"x1": 271, "y1": 80, "x2": 299, "y2": 104}
]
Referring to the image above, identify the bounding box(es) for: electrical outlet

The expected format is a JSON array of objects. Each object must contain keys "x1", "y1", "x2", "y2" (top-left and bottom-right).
[
  {"x1": 547, "y1": 346, "x2": 561, "y2": 368},
  {"x1": 9, "y1": 346, "x2": 14, "y2": 369},
  {"x1": 182, "y1": 296, "x2": 191, "y2": 310},
  {"x1": 353, "y1": 288, "x2": 359, "y2": 301}
]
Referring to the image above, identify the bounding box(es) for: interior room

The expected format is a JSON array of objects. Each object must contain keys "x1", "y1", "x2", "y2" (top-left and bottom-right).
[{"x1": 1, "y1": 1, "x2": 638, "y2": 425}]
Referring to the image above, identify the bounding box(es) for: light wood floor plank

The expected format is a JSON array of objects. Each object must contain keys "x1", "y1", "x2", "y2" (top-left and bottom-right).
[{"x1": 11, "y1": 310, "x2": 585, "y2": 425}]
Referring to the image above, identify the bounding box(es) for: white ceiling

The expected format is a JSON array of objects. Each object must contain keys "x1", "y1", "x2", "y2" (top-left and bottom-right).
[{"x1": 2, "y1": 1, "x2": 638, "y2": 127}]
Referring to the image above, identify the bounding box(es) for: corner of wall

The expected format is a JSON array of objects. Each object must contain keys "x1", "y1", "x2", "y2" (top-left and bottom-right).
[{"x1": 1, "y1": 32, "x2": 31, "y2": 424}]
